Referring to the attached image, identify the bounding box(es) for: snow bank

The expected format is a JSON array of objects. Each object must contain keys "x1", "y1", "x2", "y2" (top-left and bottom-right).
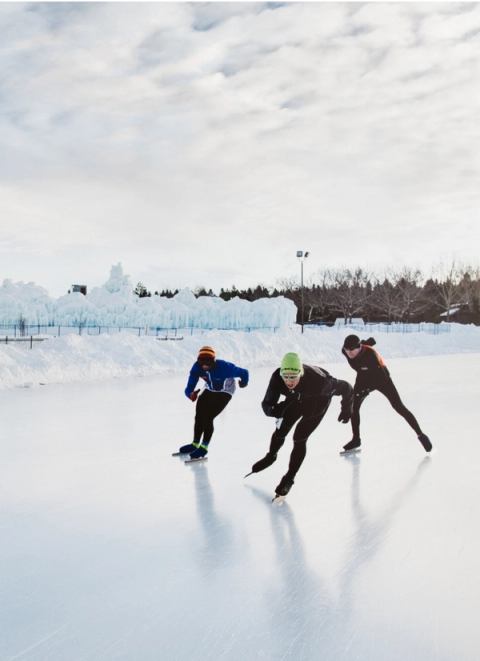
[{"x1": 0, "y1": 323, "x2": 478, "y2": 390}]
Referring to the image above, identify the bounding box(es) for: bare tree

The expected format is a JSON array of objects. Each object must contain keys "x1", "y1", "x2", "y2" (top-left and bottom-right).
[
  {"x1": 330, "y1": 267, "x2": 372, "y2": 323},
  {"x1": 305, "y1": 268, "x2": 335, "y2": 322},
  {"x1": 458, "y1": 266, "x2": 480, "y2": 320},
  {"x1": 431, "y1": 261, "x2": 467, "y2": 320},
  {"x1": 276, "y1": 276, "x2": 298, "y2": 293},
  {"x1": 393, "y1": 268, "x2": 427, "y2": 321},
  {"x1": 369, "y1": 272, "x2": 401, "y2": 322}
]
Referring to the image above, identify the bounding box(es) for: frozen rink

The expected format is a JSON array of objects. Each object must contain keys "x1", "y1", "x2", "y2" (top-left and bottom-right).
[{"x1": 1, "y1": 354, "x2": 480, "y2": 661}]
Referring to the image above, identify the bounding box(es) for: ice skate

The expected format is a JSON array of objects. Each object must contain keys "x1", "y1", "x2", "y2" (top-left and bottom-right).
[
  {"x1": 172, "y1": 443, "x2": 197, "y2": 457},
  {"x1": 272, "y1": 474, "x2": 294, "y2": 501},
  {"x1": 185, "y1": 444, "x2": 209, "y2": 464},
  {"x1": 340, "y1": 438, "x2": 361, "y2": 455},
  {"x1": 417, "y1": 433, "x2": 432, "y2": 453}
]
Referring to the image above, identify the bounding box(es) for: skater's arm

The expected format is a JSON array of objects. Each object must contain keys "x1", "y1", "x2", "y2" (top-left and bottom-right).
[
  {"x1": 333, "y1": 378, "x2": 353, "y2": 401},
  {"x1": 322, "y1": 376, "x2": 353, "y2": 421},
  {"x1": 356, "y1": 347, "x2": 389, "y2": 384},
  {"x1": 218, "y1": 361, "x2": 249, "y2": 387},
  {"x1": 184, "y1": 363, "x2": 201, "y2": 398},
  {"x1": 363, "y1": 346, "x2": 385, "y2": 370},
  {"x1": 261, "y1": 373, "x2": 284, "y2": 417},
  {"x1": 232, "y1": 365, "x2": 249, "y2": 387},
  {"x1": 335, "y1": 378, "x2": 354, "y2": 422},
  {"x1": 320, "y1": 375, "x2": 352, "y2": 399}
]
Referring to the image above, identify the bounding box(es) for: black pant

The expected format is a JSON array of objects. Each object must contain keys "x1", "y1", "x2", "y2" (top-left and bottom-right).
[
  {"x1": 352, "y1": 378, "x2": 422, "y2": 441},
  {"x1": 268, "y1": 400, "x2": 331, "y2": 481},
  {"x1": 194, "y1": 390, "x2": 232, "y2": 445}
]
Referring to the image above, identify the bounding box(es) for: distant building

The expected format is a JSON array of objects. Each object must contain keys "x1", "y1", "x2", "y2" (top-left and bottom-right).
[
  {"x1": 438, "y1": 305, "x2": 475, "y2": 323},
  {"x1": 439, "y1": 306, "x2": 461, "y2": 319},
  {"x1": 71, "y1": 284, "x2": 87, "y2": 295}
]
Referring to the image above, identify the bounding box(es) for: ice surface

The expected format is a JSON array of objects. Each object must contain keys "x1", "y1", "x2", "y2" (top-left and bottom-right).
[{"x1": 1, "y1": 354, "x2": 479, "y2": 660}]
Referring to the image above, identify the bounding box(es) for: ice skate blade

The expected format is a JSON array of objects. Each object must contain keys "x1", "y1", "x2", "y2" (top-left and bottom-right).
[
  {"x1": 184, "y1": 457, "x2": 208, "y2": 464},
  {"x1": 339, "y1": 448, "x2": 361, "y2": 456},
  {"x1": 172, "y1": 451, "x2": 189, "y2": 457},
  {"x1": 272, "y1": 495, "x2": 286, "y2": 504}
]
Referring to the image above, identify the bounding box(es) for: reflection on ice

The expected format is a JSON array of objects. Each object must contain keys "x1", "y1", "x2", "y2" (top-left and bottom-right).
[
  {"x1": 245, "y1": 454, "x2": 432, "y2": 660},
  {"x1": 188, "y1": 462, "x2": 235, "y2": 576}
]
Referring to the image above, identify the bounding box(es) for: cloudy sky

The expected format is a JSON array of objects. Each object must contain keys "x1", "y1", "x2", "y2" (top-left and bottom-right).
[{"x1": 1, "y1": 1, "x2": 479, "y2": 296}]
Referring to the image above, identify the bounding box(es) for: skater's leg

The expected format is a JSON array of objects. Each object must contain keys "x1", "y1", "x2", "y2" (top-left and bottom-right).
[
  {"x1": 190, "y1": 391, "x2": 231, "y2": 457},
  {"x1": 287, "y1": 409, "x2": 326, "y2": 477},
  {"x1": 377, "y1": 379, "x2": 432, "y2": 451},
  {"x1": 250, "y1": 409, "x2": 301, "y2": 474},
  {"x1": 176, "y1": 394, "x2": 208, "y2": 454},
  {"x1": 378, "y1": 380, "x2": 422, "y2": 435},
  {"x1": 344, "y1": 388, "x2": 369, "y2": 450},
  {"x1": 285, "y1": 438, "x2": 307, "y2": 478},
  {"x1": 201, "y1": 392, "x2": 231, "y2": 444},
  {"x1": 193, "y1": 391, "x2": 209, "y2": 443},
  {"x1": 275, "y1": 409, "x2": 327, "y2": 495}
]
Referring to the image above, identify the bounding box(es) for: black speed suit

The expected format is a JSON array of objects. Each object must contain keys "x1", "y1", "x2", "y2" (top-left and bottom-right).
[
  {"x1": 260, "y1": 365, "x2": 353, "y2": 481},
  {"x1": 343, "y1": 343, "x2": 422, "y2": 441}
]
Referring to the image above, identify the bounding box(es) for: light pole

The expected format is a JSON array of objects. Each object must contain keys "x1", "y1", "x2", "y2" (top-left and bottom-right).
[{"x1": 296, "y1": 250, "x2": 310, "y2": 333}]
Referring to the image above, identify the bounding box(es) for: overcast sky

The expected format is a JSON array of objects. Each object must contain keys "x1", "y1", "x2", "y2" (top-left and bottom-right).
[{"x1": 1, "y1": 1, "x2": 479, "y2": 296}]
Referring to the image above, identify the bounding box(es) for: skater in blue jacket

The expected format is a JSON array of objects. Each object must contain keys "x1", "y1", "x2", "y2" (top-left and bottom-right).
[{"x1": 177, "y1": 346, "x2": 249, "y2": 460}]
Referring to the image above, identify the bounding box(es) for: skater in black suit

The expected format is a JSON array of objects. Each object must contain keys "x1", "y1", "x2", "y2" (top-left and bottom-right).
[
  {"x1": 341, "y1": 334, "x2": 432, "y2": 454},
  {"x1": 247, "y1": 352, "x2": 353, "y2": 498}
]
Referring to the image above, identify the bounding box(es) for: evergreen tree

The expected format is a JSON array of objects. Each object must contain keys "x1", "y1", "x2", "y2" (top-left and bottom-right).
[{"x1": 134, "y1": 282, "x2": 150, "y2": 298}]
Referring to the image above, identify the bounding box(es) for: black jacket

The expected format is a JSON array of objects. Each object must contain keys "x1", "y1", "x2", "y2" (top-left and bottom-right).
[
  {"x1": 262, "y1": 364, "x2": 353, "y2": 419},
  {"x1": 342, "y1": 344, "x2": 390, "y2": 389}
]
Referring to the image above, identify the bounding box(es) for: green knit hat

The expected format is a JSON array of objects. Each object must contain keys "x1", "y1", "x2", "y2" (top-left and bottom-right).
[{"x1": 280, "y1": 352, "x2": 304, "y2": 376}]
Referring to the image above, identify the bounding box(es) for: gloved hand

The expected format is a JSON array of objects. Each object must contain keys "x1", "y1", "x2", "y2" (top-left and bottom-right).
[
  {"x1": 238, "y1": 380, "x2": 248, "y2": 388},
  {"x1": 338, "y1": 400, "x2": 352, "y2": 423},
  {"x1": 188, "y1": 389, "x2": 200, "y2": 402},
  {"x1": 362, "y1": 337, "x2": 376, "y2": 346},
  {"x1": 272, "y1": 403, "x2": 286, "y2": 418}
]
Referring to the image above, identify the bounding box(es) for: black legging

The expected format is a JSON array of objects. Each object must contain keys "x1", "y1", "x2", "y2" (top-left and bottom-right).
[
  {"x1": 352, "y1": 378, "x2": 422, "y2": 441},
  {"x1": 268, "y1": 400, "x2": 331, "y2": 481},
  {"x1": 194, "y1": 390, "x2": 232, "y2": 445}
]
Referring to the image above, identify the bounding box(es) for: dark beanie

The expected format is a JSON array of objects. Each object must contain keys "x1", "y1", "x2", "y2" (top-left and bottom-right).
[{"x1": 343, "y1": 334, "x2": 361, "y2": 350}]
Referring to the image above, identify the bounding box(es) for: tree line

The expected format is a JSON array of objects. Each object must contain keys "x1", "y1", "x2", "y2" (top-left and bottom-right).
[{"x1": 133, "y1": 262, "x2": 480, "y2": 325}]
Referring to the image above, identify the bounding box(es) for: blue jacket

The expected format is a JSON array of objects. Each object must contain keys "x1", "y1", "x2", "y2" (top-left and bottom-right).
[{"x1": 185, "y1": 360, "x2": 249, "y2": 398}]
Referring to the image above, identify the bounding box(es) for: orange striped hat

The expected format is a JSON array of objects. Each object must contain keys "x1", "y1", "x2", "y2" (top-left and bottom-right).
[{"x1": 197, "y1": 346, "x2": 216, "y2": 364}]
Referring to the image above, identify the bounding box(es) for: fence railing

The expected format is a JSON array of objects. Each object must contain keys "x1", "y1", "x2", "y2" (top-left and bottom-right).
[
  {"x1": 0, "y1": 324, "x2": 281, "y2": 339},
  {"x1": 1, "y1": 336, "x2": 47, "y2": 348},
  {"x1": 335, "y1": 321, "x2": 451, "y2": 334},
  {"x1": 0, "y1": 321, "x2": 451, "y2": 347}
]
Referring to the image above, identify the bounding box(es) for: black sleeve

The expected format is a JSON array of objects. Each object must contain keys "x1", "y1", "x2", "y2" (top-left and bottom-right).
[
  {"x1": 261, "y1": 372, "x2": 284, "y2": 417},
  {"x1": 322, "y1": 376, "x2": 353, "y2": 409}
]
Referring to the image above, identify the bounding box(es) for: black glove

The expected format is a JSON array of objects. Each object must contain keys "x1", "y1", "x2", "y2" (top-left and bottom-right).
[
  {"x1": 362, "y1": 337, "x2": 376, "y2": 346},
  {"x1": 272, "y1": 403, "x2": 286, "y2": 418},
  {"x1": 338, "y1": 400, "x2": 352, "y2": 423},
  {"x1": 238, "y1": 380, "x2": 247, "y2": 388}
]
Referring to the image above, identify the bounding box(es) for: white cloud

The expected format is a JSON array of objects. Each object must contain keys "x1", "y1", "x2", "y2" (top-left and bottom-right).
[{"x1": 0, "y1": 2, "x2": 479, "y2": 296}]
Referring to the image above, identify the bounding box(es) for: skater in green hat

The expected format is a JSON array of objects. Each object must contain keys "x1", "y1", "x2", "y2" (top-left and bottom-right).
[{"x1": 246, "y1": 352, "x2": 353, "y2": 499}]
